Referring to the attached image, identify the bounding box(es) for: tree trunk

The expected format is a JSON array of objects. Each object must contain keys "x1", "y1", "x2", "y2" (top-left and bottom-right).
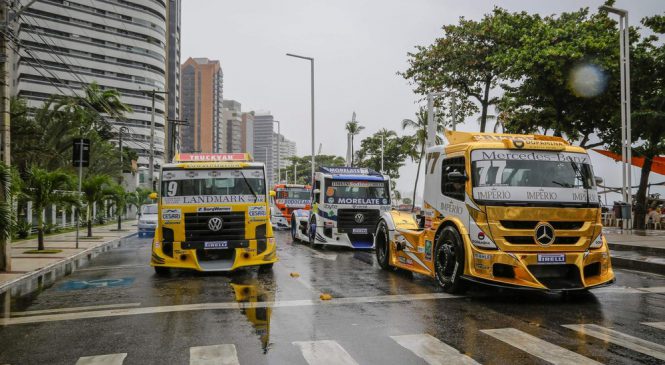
[
  {"x1": 351, "y1": 135, "x2": 354, "y2": 167},
  {"x1": 412, "y1": 143, "x2": 425, "y2": 212},
  {"x1": 479, "y1": 79, "x2": 491, "y2": 132},
  {"x1": 117, "y1": 208, "x2": 122, "y2": 230},
  {"x1": 86, "y1": 204, "x2": 92, "y2": 237},
  {"x1": 634, "y1": 153, "x2": 654, "y2": 229},
  {"x1": 37, "y1": 208, "x2": 44, "y2": 251}
]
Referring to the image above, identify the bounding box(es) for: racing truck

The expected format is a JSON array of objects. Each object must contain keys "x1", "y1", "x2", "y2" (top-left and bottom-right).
[
  {"x1": 150, "y1": 153, "x2": 277, "y2": 275},
  {"x1": 270, "y1": 184, "x2": 311, "y2": 230},
  {"x1": 291, "y1": 166, "x2": 391, "y2": 248},
  {"x1": 374, "y1": 130, "x2": 615, "y2": 293}
]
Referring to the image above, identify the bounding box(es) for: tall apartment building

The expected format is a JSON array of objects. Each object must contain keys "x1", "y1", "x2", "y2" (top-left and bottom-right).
[
  {"x1": 179, "y1": 57, "x2": 224, "y2": 153},
  {"x1": 273, "y1": 132, "x2": 296, "y2": 183},
  {"x1": 241, "y1": 112, "x2": 254, "y2": 155},
  {"x1": 13, "y1": 0, "x2": 174, "y2": 172},
  {"x1": 166, "y1": 0, "x2": 181, "y2": 161},
  {"x1": 223, "y1": 100, "x2": 242, "y2": 153},
  {"x1": 253, "y1": 112, "x2": 275, "y2": 186}
]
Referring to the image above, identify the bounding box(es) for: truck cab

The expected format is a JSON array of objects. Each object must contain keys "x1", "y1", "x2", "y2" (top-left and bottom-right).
[
  {"x1": 270, "y1": 184, "x2": 311, "y2": 230},
  {"x1": 150, "y1": 153, "x2": 277, "y2": 274},
  {"x1": 375, "y1": 131, "x2": 614, "y2": 293},
  {"x1": 291, "y1": 166, "x2": 391, "y2": 249}
]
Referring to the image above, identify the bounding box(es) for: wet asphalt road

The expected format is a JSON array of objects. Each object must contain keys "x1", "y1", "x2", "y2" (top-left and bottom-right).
[{"x1": 1, "y1": 231, "x2": 664, "y2": 365}]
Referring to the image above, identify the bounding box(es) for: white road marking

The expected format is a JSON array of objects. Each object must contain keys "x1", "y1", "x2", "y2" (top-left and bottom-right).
[
  {"x1": 642, "y1": 322, "x2": 665, "y2": 331},
  {"x1": 563, "y1": 324, "x2": 665, "y2": 361},
  {"x1": 481, "y1": 328, "x2": 602, "y2": 365},
  {"x1": 10, "y1": 303, "x2": 141, "y2": 317},
  {"x1": 293, "y1": 340, "x2": 359, "y2": 365},
  {"x1": 190, "y1": 344, "x2": 239, "y2": 365},
  {"x1": 391, "y1": 334, "x2": 480, "y2": 365},
  {"x1": 75, "y1": 353, "x2": 127, "y2": 365},
  {"x1": 637, "y1": 286, "x2": 665, "y2": 293},
  {"x1": 0, "y1": 293, "x2": 459, "y2": 326}
]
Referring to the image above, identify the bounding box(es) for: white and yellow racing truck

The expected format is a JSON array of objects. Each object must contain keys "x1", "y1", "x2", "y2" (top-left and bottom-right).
[
  {"x1": 374, "y1": 131, "x2": 614, "y2": 293},
  {"x1": 291, "y1": 167, "x2": 391, "y2": 248}
]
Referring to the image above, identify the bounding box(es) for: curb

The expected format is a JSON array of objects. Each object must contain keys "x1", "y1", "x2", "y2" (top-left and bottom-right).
[
  {"x1": 611, "y1": 256, "x2": 665, "y2": 276},
  {"x1": 0, "y1": 232, "x2": 138, "y2": 298},
  {"x1": 608, "y1": 243, "x2": 665, "y2": 257}
]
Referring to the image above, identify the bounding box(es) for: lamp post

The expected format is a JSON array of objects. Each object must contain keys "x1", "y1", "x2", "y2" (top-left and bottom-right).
[
  {"x1": 259, "y1": 146, "x2": 270, "y2": 186},
  {"x1": 274, "y1": 120, "x2": 281, "y2": 184},
  {"x1": 426, "y1": 92, "x2": 457, "y2": 147},
  {"x1": 141, "y1": 89, "x2": 168, "y2": 191},
  {"x1": 600, "y1": 5, "x2": 632, "y2": 229},
  {"x1": 286, "y1": 53, "x2": 314, "y2": 185}
]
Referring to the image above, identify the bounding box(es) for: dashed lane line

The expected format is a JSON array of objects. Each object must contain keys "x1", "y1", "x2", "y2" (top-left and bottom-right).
[
  {"x1": 391, "y1": 334, "x2": 480, "y2": 365},
  {"x1": 642, "y1": 322, "x2": 665, "y2": 331},
  {"x1": 9, "y1": 303, "x2": 141, "y2": 317},
  {"x1": 293, "y1": 340, "x2": 359, "y2": 365},
  {"x1": 0, "y1": 293, "x2": 460, "y2": 326},
  {"x1": 75, "y1": 353, "x2": 127, "y2": 365},
  {"x1": 189, "y1": 344, "x2": 239, "y2": 365},
  {"x1": 563, "y1": 324, "x2": 665, "y2": 361}
]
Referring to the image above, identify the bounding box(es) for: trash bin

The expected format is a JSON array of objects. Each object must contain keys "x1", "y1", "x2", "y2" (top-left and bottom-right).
[
  {"x1": 613, "y1": 202, "x2": 623, "y2": 219},
  {"x1": 613, "y1": 202, "x2": 632, "y2": 219}
]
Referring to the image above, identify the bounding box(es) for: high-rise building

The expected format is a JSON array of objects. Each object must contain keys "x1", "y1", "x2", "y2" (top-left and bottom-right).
[
  {"x1": 13, "y1": 0, "x2": 172, "y2": 172},
  {"x1": 179, "y1": 57, "x2": 224, "y2": 153},
  {"x1": 166, "y1": 0, "x2": 182, "y2": 161},
  {"x1": 241, "y1": 111, "x2": 254, "y2": 155},
  {"x1": 253, "y1": 112, "x2": 275, "y2": 185},
  {"x1": 273, "y1": 132, "x2": 296, "y2": 183},
  {"x1": 223, "y1": 100, "x2": 242, "y2": 153}
]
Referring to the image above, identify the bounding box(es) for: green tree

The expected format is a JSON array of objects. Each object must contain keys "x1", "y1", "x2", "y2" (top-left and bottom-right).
[
  {"x1": 105, "y1": 184, "x2": 128, "y2": 230},
  {"x1": 402, "y1": 197, "x2": 412, "y2": 206},
  {"x1": 285, "y1": 155, "x2": 346, "y2": 185},
  {"x1": 22, "y1": 167, "x2": 77, "y2": 250},
  {"x1": 628, "y1": 14, "x2": 665, "y2": 228},
  {"x1": 345, "y1": 118, "x2": 365, "y2": 166},
  {"x1": 81, "y1": 175, "x2": 113, "y2": 237},
  {"x1": 126, "y1": 187, "x2": 152, "y2": 216},
  {"x1": 402, "y1": 107, "x2": 444, "y2": 211},
  {"x1": 355, "y1": 129, "x2": 415, "y2": 190}
]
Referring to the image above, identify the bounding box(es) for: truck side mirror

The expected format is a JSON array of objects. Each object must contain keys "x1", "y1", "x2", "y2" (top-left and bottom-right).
[
  {"x1": 312, "y1": 189, "x2": 320, "y2": 195},
  {"x1": 595, "y1": 176, "x2": 604, "y2": 185},
  {"x1": 447, "y1": 171, "x2": 467, "y2": 183}
]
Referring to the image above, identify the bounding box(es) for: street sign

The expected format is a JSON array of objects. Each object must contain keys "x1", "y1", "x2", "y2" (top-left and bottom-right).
[{"x1": 72, "y1": 138, "x2": 90, "y2": 167}]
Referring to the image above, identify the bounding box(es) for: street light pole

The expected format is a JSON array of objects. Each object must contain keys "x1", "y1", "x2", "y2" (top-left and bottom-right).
[
  {"x1": 381, "y1": 134, "x2": 384, "y2": 174},
  {"x1": 286, "y1": 53, "x2": 314, "y2": 186},
  {"x1": 143, "y1": 89, "x2": 168, "y2": 191},
  {"x1": 600, "y1": 5, "x2": 633, "y2": 229},
  {"x1": 274, "y1": 120, "x2": 281, "y2": 184}
]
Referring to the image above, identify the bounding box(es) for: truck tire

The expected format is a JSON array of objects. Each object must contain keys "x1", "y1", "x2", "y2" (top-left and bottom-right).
[
  {"x1": 434, "y1": 226, "x2": 468, "y2": 294},
  {"x1": 154, "y1": 266, "x2": 170, "y2": 277},
  {"x1": 291, "y1": 215, "x2": 299, "y2": 242},
  {"x1": 308, "y1": 215, "x2": 319, "y2": 248},
  {"x1": 375, "y1": 220, "x2": 391, "y2": 270}
]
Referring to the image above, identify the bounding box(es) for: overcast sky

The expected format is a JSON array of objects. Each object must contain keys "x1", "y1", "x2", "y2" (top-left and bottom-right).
[{"x1": 181, "y1": 0, "x2": 665, "y2": 203}]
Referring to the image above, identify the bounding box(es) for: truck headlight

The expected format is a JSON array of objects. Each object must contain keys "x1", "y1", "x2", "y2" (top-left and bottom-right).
[{"x1": 589, "y1": 234, "x2": 604, "y2": 249}]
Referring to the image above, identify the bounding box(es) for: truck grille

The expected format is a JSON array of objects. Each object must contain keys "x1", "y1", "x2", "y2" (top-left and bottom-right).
[
  {"x1": 184, "y1": 212, "x2": 246, "y2": 241},
  {"x1": 505, "y1": 236, "x2": 580, "y2": 245},
  {"x1": 337, "y1": 209, "x2": 380, "y2": 229},
  {"x1": 500, "y1": 221, "x2": 584, "y2": 230},
  {"x1": 527, "y1": 264, "x2": 583, "y2": 289}
]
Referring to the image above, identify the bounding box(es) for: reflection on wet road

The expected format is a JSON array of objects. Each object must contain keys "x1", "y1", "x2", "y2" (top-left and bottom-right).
[{"x1": 0, "y1": 231, "x2": 664, "y2": 364}]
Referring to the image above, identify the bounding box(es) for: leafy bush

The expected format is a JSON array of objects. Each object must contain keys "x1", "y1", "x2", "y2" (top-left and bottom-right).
[{"x1": 14, "y1": 220, "x2": 32, "y2": 239}]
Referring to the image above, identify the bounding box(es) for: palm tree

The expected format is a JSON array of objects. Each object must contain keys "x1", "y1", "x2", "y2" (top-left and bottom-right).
[
  {"x1": 402, "y1": 107, "x2": 443, "y2": 212},
  {"x1": 345, "y1": 114, "x2": 365, "y2": 167},
  {"x1": 105, "y1": 184, "x2": 128, "y2": 231},
  {"x1": 22, "y1": 167, "x2": 77, "y2": 250},
  {"x1": 82, "y1": 175, "x2": 112, "y2": 237}
]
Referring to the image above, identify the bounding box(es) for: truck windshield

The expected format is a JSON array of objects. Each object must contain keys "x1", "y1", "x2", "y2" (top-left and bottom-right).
[
  {"x1": 160, "y1": 168, "x2": 266, "y2": 203},
  {"x1": 276, "y1": 188, "x2": 310, "y2": 200},
  {"x1": 324, "y1": 179, "x2": 390, "y2": 205},
  {"x1": 471, "y1": 149, "x2": 597, "y2": 204}
]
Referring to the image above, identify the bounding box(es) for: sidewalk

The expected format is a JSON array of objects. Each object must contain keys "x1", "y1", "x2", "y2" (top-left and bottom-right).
[
  {"x1": 0, "y1": 221, "x2": 138, "y2": 297},
  {"x1": 604, "y1": 227, "x2": 665, "y2": 275}
]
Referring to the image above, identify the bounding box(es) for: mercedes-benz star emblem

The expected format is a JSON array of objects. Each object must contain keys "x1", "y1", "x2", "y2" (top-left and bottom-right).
[
  {"x1": 534, "y1": 223, "x2": 555, "y2": 246},
  {"x1": 208, "y1": 217, "x2": 223, "y2": 232},
  {"x1": 354, "y1": 213, "x2": 365, "y2": 224}
]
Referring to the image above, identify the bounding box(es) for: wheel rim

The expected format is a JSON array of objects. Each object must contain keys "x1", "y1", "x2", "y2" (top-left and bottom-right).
[{"x1": 436, "y1": 238, "x2": 457, "y2": 282}]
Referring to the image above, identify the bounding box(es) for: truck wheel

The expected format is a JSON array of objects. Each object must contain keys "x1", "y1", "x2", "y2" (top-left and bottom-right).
[
  {"x1": 308, "y1": 215, "x2": 318, "y2": 247},
  {"x1": 434, "y1": 226, "x2": 468, "y2": 294},
  {"x1": 154, "y1": 266, "x2": 170, "y2": 277},
  {"x1": 375, "y1": 220, "x2": 391, "y2": 270},
  {"x1": 291, "y1": 215, "x2": 299, "y2": 242},
  {"x1": 259, "y1": 263, "x2": 274, "y2": 272}
]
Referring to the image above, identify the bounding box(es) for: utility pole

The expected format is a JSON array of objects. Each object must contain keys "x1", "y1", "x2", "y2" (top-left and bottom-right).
[
  {"x1": 381, "y1": 134, "x2": 384, "y2": 174},
  {"x1": 143, "y1": 89, "x2": 167, "y2": 191},
  {"x1": 274, "y1": 120, "x2": 281, "y2": 184},
  {"x1": 167, "y1": 118, "x2": 188, "y2": 162},
  {"x1": 286, "y1": 53, "x2": 314, "y2": 187}
]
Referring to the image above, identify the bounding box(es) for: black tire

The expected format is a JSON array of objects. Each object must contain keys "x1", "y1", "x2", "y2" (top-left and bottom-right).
[
  {"x1": 291, "y1": 215, "x2": 299, "y2": 242},
  {"x1": 154, "y1": 266, "x2": 170, "y2": 277},
  {"x1": 375, "y1": 220, "x2": 391, "y2": 270},
  {"x1": 308, "y1": 215, "x2": 317, "y2": 246},
  {"x1": 434, "y1": 226, "x2": 468, "y2": 294},
  {"x1": 259, "y1": 263, "x2": 274, "y2": 272}
]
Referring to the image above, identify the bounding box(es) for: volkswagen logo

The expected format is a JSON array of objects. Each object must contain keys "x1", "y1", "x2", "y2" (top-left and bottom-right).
[
  {"x1": 208, "y1": 217, "x2": 223, "y2": 232},
  {"x1": 354, "y1": 213, "x2": 365, "y2": 224},
  {"x1": 534, "y1": 223, "x2": 555, "y2": 246}
]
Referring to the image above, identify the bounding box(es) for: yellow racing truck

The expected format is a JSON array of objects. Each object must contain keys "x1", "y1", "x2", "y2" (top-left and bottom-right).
[
  {"x1": 374, "y1": 131, "x2": 614, "y2": 293},
  {"x1": 150, "y1": 153, "x2": 277, "y2": 275}
]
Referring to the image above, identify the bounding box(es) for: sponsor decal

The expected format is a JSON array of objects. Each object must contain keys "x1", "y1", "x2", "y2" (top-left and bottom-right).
[
  {"x1": 475, "y1": 263, "x2": 491, "y2": 271},
  {"x1": 424, "y1": 240, "x2": 433, "y2": 261},
  {"x1": 154, "y1": 242, "x2": 160, "y2": 248},
  {"x1": 352, "y1": 228, "x2": 368, "y2": 234},
  {"x1": 162, "y1": 195, "x2": 265, "y2": 205},
  {"x1": 417, "y1": 246, "x2": 425, "y2": 253},
  {"x1": 472, "y1": 150, "x2": 590, "y2": 164},
  {"x1": 398, "y1": 256, "x2": 413, "y2": 265},
  {"x1": 197, "y1": 206, "x2": 232, "y2": 213},
  {"x1": 537, "y1": 253, "x2": 565, "y2": 264},
  {"x1": 327, "y1": 197, "x2": 335, "y2": 204},
  {"x1": 326, "y1": 187, "x2": 335, "y2": 197},
  {"x1": 323, "y1": 167, "x2": 372, "y2": 174},
  {"x1": 331, "y1": 180, "x2": 385, "y2": 188},
  {"x1": 276, "y1": 199, "x2": 311, "y2": 207},
  {"x1": 204, "y1": 241, "x2": 228, "y2": 249},
  {"x1": 424, "y1": 209, "x2": 435, "y2": 217},
  {"x1": 474, "y1": 253, "x2": 492, "y2": 260},
  {"x1": 477, "y1": 232, "x2": 485, "y2": 240},
  {"x1": 162, "y1": 208, "x2": 181, "y2": 221},
  {"x1": 163, "y1": 220, "x2": 180, "y2": 225},
  {"x1": 248, "y1": 206, "x2": 267, "y2": 217},
  {"x1": 250, "y1": 216, "x2": 267, "y2": 222},
  {"x1": 440, "y1": 201, "x2": 464, "y2": 215},
  {"x1": 424, "y1": 219, "x2": 432, "y2": 229},
  {"x1": 331, "y1": 197, "x2": 385, "y2": 205},
  {"x1": 324, "y1": 221, "x2": 334, "y2": 228}
]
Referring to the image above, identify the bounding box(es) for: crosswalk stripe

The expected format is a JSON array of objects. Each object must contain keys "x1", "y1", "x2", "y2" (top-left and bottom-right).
[
  {"x1": 391, "y1": 334, "x2": 480, "y2": 365},
  {"x1": 563, "y1": 324, "x2": 665, "y2": 361},
  {"x1": 293, "y1": 340, "x2": 359, "y2": 365},
  {"x1": 481, "y1": 328, "x2": 601, "y2": 365},
  {"x1": 189, "y1": 344, "x2": 239, "y2": 365},
  {"x1": 642, "y1": 322, "x2": 665, "y2": 331},
  {"x1": 75, "y1": 353, "x2": 127, "y2": 365}
]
